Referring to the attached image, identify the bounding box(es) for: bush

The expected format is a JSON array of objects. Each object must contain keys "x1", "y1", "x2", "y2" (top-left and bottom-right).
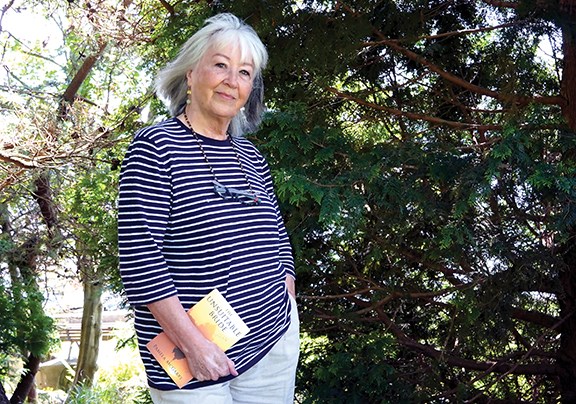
[
  {"x1": 65, "y1": 345, "x2": 150, "y2": 404},
  {"x1": 296, "y1": 331, "x2": 420, "y2": 404}
]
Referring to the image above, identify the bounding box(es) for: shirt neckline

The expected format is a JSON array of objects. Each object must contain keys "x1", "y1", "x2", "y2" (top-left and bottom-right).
[{"x1": 172, "y1": 117, "x2": 233, "y2": 146}]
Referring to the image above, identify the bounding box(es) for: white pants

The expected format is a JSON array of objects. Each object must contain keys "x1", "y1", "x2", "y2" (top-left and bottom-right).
[{"x1": 150, "y1": 296, "x2": 300, "y2": 404}]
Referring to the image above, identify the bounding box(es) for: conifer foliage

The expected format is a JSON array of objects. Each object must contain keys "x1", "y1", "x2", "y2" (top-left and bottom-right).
[
  {"x1": 222, "y1": 0, "x2": 576, "y2": 401},
  {"x1": 1, "y1": 0, "x2": 576, "y2": 402}
]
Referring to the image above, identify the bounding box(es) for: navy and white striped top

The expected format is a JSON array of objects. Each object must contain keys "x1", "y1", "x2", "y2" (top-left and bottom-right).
[{"x1": 118, "y1": 118, "x2": 295, "y2": 390}]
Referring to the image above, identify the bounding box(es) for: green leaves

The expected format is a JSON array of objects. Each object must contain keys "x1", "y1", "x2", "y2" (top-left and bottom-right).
[
  {"x1": 0, "y1": 280, "x2": 56, "y2": 366},
  {"x1": 1, "y1": 0, "x2": 574, "y2": 400},
  {"x1": 231, "y1": 1, "x2": 576, "y2": 400},
  {"x1": 297, "y1": 331, "x2": 417, "y2": 403}
]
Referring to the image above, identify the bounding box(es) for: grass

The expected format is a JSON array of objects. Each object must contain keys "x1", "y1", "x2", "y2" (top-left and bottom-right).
[{"x1": 35, "y1": 325, "x2": 151, "y2": 404}]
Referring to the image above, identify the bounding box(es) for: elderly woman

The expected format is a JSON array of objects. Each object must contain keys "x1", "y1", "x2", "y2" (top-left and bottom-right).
[{"x1": 118, "y1": 13, "x2": 299, "y2": 403}]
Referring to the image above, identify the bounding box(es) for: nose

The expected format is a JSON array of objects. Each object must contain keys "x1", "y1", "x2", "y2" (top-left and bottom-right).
[{"x1": 224, "y1": 70, "x2": 239, "y2": 88}]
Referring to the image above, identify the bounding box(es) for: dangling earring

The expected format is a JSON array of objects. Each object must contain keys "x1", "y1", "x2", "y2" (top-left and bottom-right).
[{"x1": 186, "y1": 89, "x2": 191, "y2": 104}]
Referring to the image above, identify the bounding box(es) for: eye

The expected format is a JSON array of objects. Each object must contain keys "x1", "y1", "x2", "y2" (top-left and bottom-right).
[
  {"x1": 240, "y1": 69, "x2": 252, "y2": 78},
  {"x1": 215, "y1": 62, "x2": 227, "y2": 69}
]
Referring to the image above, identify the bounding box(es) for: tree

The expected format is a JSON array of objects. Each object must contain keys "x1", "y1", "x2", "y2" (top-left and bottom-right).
[
  {"x1": 0, "y1": 1, "x2": 221, "y2": 400},
  {"x1": 216, "y1": 0, "x2": 576, "y2": 402},
  {"x1": 61, "y1": 159, "x2": 121, "y2": 390},
  {"x1": 0, "y1": 0, "x2": 160, "y2": 399},
  {"x1": 0, "y1": 200, "x2": 57, "y2": 403},
  {"x1": 3, "y1": 0, "x2": 575, "y2": 402}
]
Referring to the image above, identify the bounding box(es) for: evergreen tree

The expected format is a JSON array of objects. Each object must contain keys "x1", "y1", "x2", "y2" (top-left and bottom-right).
[{"x1": 219, "y1": 0, "x2": 576, "y2": 401}]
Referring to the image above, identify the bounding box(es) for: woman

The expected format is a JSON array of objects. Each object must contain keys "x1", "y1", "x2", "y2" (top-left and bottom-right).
[{"x1": 118, "y1": 13, "x2": 299, "y2": 403}]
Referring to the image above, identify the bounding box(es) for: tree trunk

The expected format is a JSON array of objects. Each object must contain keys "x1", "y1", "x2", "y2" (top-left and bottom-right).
[
  {"x1": 3, "y1": 230, "x2": 45, "y2": 403},
  {"x1": 560, "y1": 0, "x2": 576, "y2": 131},
  {"x1": 558, "y1": 228, "x2": 576, "y2": 402},
  {"x1": 0, "y1": 382, "x2": 10, "y2": 404},
  {"x1": 9, "y1": 353, "x2": 40, "y2": 404},
  {"x1": 558, "y1": 3, "x2": 576, "y2": 402},
  {"x1": 71, "y1": 272, "x2": 103, "y2": 388},
  {"x1": 26, "y1": 384, "x2": 36, "y2": 403}
]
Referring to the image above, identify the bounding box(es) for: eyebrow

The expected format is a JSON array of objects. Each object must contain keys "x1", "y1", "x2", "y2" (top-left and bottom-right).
[{"x1": 213, "y1": 53, "x2": 254, "y2": 68}]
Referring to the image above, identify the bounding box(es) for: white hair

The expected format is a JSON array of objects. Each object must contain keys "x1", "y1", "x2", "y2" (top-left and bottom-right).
[{"x1": 155, "y1": 13, "x2": 268, "y2": 137}]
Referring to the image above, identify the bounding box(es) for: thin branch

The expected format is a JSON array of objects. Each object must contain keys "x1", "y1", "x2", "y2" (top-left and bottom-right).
[
  {"x1": 61, "y1": 41, "x2": 108, "y2": 105},
  {"x1": 158, "y1": 0, "x2": 176, "y2": 16},
  {"x1": 0, "y1": 0, "x2": 15, "y2": 32},
  {"x1": 376, "y1": 307, "x2": 560, "y2": 376},
  {"x1": 3, "y1": 32, "x2": 65, "y2": 68},
  {"x1": 0, "y1": 150, "x2": 40, "y2": 168},
  {"x1": 371, "y1": 36, "x2": 567, "y2": 108},
  {"x1": 482, "y1": 0, "x2": 520, "y2": 9},
  {"x1": 364, "y1": 21, "x2": 520, "y2": 45},
  {"x1": 327, "y1": 86, "x2": 502, "y2": 131},
  {"x1": 511, "y1": 307, "x2": 559, "y2": 329},
  {"x1": 328, "y1": 86, "x2": 563, "y2": 134}
]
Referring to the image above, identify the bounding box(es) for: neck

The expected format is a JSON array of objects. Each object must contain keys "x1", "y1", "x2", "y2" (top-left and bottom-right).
[{"x1": 181, "y1": 108, "x2": 230, "y2": 141}]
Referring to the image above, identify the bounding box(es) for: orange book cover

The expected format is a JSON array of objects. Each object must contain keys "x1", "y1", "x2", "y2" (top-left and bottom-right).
[{"x1": 146, "y1": 289, "x2": 250, "y2": 388}]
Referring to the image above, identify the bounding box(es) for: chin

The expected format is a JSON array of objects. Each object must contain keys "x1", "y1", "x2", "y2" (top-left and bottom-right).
[{"x1": 214, "y1": 110, "x2": 241, "y2": 120}]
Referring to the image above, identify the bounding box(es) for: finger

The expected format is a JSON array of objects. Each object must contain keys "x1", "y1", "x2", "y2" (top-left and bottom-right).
[
  {"x1": 193, "y1": 372, "x2": 206, "y2": 382},
  {"x1": 192, "y1": 364, "x2": 212, "y2": 382},
  {"x1": 209, "y1": 365, "x2": 227, "y2": 381},
  {"x1": 194, "y1": 370, "x2": 209, "y2": 382},
  {"x1": 227, "y1": 359, "x2": 238, "y2": 376}
]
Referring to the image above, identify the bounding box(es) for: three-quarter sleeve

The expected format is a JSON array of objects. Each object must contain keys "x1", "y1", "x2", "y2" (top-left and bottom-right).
[{"x1": 118, "y1": 134, "x2": 177, "y2": 306}]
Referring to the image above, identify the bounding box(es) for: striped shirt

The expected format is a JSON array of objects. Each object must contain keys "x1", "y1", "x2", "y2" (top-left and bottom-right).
[{"x1": 118, "y1": 118, "x2": 295, "y2": 390}]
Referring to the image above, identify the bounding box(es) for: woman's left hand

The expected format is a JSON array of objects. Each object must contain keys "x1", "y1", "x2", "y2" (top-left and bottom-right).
[{"x1": 286, "y1": 275, "x2": 296, "y2": 299}]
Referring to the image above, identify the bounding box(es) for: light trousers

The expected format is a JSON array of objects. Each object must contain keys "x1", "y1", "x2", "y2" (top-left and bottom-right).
[{"x1": 150, "y1": 296, "x2": 300, "y2": 404}]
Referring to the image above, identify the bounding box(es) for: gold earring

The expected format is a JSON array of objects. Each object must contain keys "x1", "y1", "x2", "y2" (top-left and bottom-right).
[{"x1": 186, "y1": 89, "x2": 191, "y2": 104}]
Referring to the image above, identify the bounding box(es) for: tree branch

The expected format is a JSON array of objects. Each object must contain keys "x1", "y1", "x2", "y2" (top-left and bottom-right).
[
  {"x1": 377, "y1": 307, "x2": 560, "y2": 376},
  {"x1": 327, "y1": 86, "x2": 563, "y2": 133},
  {"x1": 371, "y1": 36, "x2": 567, "y2": 108},
  {"x1": 0, "y1": 150, "x2": 40, "y2": 168},
  {"x1": 364, "y1": 21, "x2": 520, "y2": 45},
  {"x1": 482, "y1": 0, "x2": 519, "y2": 9},
  {"x1": 326, "y1": 87, "x2": 502, "y2": 130},
  {"x1": 32, "y1": 174, "x2": 58, "y2": 232},
  {"x1": 158, "y1": 0, "x2": 176, "y2": 16},
  {"x1": 60, "y1": 41, "x2": 108, "y2": 113},
  {"x1": 511, "y1": 307, "x2": 561, "y2": 330},
  {"x1": 0, "y1": 0, "x2": 15, "y2": 32}
]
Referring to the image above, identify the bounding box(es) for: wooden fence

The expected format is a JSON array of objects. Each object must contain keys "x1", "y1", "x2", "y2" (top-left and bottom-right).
[{"x1": 53, "y1": 310, "x2": 129, "y2": 360}]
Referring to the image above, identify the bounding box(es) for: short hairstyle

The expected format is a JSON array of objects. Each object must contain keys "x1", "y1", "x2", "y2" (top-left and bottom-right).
[{"x1": 155, "y1": 13, "x2": 268, "y2": 137}]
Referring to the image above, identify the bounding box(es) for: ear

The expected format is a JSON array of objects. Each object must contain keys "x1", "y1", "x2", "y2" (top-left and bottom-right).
[{"x1": 186, "y1": 69, "x2": 194, "y2": 85}]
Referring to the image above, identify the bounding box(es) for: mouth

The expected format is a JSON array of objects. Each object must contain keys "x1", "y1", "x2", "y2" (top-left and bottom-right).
[{"x1": 217, "y1": 92, "x2": 236, "y2": 101}]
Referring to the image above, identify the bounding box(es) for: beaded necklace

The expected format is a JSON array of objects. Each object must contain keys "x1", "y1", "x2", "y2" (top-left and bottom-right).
[{"x1": 182, "y1": 111, "x2": 261, "y2": 205}]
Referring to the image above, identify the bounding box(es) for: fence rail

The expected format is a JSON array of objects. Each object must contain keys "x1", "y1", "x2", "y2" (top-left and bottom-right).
[
  {"x1": 57, "y1": 323, "x2": 117, "y2": 343},
  {"x1": 53, "y1": 310, "x2": 130, "y2": 360}
]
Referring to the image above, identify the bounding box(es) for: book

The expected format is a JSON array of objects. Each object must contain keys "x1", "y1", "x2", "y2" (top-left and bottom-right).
[{"x1": 146, "y1": 289, "x2": 250, "y2": 388}]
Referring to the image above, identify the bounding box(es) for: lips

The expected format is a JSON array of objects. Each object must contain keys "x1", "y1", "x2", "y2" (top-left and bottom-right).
[{"x1": 217, "y1": 91, "x2": 236, "y2": 101}]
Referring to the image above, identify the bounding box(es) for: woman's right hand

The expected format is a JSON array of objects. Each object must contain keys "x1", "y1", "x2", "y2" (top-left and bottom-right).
[
  {"x1": 182, "y1": 336, "x2": 238, "y2": 381},
  {"x1": 147, "y1": 295, "x2": 238, "y2": 381}
]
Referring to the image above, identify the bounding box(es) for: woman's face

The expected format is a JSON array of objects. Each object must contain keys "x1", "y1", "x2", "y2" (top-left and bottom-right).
[{"x1": 186, "y1": 43, "x2": 254, "y2": 126}]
